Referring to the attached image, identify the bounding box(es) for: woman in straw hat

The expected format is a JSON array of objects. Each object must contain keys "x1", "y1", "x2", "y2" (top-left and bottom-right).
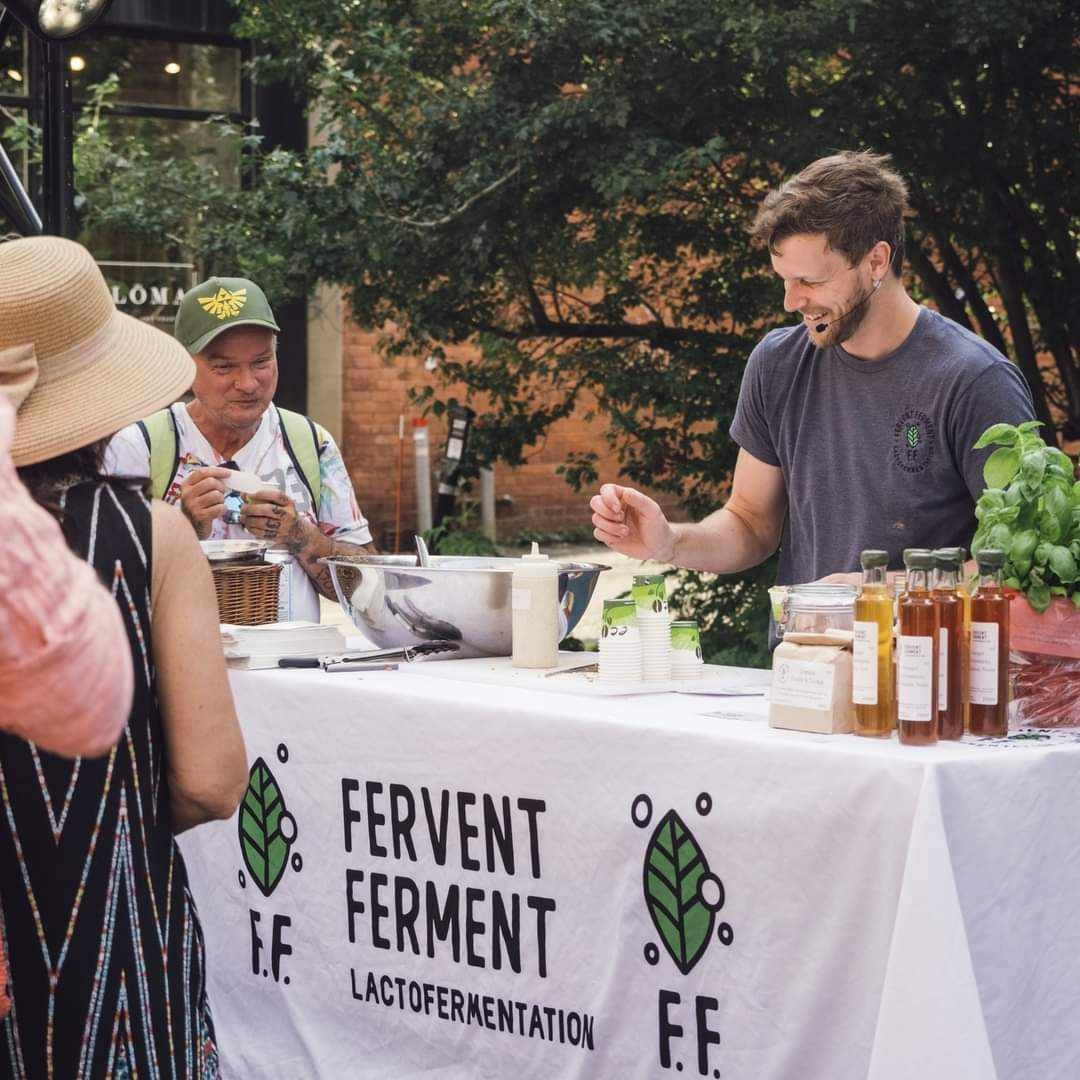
[{"x1": 0, "y1": 236, "x2": 247, "y2": 1078}]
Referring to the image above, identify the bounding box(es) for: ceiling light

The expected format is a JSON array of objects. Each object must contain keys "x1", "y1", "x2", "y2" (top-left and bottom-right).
[
  {"x1": 69, "y1": 55, "x2": 86, "y2": 72},
  {"x1": 6, "y1": 69, "x2": 24, "y2": 82},
  {"x1": 164, "y1": 61, "x2": 181, "y2": 75}
]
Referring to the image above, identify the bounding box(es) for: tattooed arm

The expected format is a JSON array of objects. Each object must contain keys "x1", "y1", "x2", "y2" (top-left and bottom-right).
[{"x1": 239, "y1": 491, "x2": 376, "y2": 600}]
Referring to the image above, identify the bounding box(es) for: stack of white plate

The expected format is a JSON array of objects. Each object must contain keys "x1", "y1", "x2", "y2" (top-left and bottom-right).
[{"x1": 598, "y1": 599, "x2": 643, "y2": 684}]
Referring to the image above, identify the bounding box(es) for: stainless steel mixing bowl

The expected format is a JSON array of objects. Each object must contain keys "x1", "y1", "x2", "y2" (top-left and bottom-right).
[{"x1": 320, "y1": 554, "x2": 609, "y2": 658}]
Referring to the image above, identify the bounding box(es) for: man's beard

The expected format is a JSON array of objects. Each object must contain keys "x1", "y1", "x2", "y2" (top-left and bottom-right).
[{"x1": 815, "y1": 279, "x2": 876, "y2": 347}]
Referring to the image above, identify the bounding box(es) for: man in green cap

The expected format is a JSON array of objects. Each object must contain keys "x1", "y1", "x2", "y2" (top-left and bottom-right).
[{"x1": 106, "y1": 276, "x2": 375, "y2": 622}]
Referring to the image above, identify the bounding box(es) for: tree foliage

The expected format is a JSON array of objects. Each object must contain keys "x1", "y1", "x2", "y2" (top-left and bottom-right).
[{"x1": 226, "y1": 0, "x2": 1078, "y2": 461}]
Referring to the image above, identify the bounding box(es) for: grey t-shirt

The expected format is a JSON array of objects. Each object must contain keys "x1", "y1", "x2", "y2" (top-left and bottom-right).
[{"x1": 730, "y1": 307, "x2": 1035, "y2": 585}]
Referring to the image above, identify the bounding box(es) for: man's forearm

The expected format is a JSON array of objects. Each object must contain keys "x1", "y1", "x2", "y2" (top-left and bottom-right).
[
  {"x1": 668, "y1": 506, "x2": 779, "y2": 575},
  {"x1": 290, "y1": 525, "x2": 376, "y2": 600}
]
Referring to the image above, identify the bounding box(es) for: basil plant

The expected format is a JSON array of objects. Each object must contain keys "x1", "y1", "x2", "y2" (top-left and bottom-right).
[{"x1": 971, "y1": 421, "x2": 1080, "y2": 613}]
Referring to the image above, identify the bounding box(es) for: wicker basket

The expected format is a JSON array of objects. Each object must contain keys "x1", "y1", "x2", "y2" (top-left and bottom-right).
[{"x1": 211, "y1": 561, "x2": 283, "y2": 625}]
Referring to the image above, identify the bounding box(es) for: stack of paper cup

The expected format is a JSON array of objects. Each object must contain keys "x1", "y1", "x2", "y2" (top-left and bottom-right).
[
  {"x1": 633, "y1": 574, "x2": 671, "y2": 682},
  {"x1": 670, "y1": 620, "x2": 705, "y2": 680},
  {"x1": 598, "y1": 599, "x2": 643, "y2": 683}
]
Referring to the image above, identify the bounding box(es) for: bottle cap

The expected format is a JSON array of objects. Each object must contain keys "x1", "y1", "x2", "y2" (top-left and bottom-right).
[
  {"x1": 976, "y1": 548, "x2": 1005, "y2": 569},
  {"x1": 931, "y1": 548, "x2": 963, "y2": 570},
  {"x1": 903, "y1": 549, "x2": 934, "y2": 571},
  {"x1": 859, "y1": 549, "x2": 889, "y2": 568},
  {"x1": 521, "y1": 541, "x2": 549, "y2": 562}
]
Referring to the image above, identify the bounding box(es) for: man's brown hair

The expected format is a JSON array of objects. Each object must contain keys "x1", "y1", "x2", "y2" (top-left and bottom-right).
[{"x1": 750, "y1": 150, "x2": 909, "y2": 276}]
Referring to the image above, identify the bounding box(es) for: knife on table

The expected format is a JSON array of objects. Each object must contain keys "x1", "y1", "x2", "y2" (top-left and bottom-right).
[{"x1": 278, "y1": 640, "x2": 460, "y2": 671}]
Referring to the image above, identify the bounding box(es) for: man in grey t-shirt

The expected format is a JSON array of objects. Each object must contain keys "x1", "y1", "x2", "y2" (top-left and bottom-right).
[{"x1": 589, "y1": 151, "x2": 1035, "y2": 585}]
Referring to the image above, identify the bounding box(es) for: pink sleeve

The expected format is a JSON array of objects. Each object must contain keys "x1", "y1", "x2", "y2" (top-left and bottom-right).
[{"x1": 0, "y1": 398, "x2": 133, "y2": 758}]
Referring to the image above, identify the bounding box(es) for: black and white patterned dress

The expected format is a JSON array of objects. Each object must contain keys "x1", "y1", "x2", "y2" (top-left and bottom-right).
[{"x1": 0, "y1": 482, "x2": 219, "y2": 1079}]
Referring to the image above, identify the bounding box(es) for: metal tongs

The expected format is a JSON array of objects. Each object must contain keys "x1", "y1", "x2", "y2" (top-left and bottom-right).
[{"x1": 278, "y1": 639, "x2": 460, "y2": 672}]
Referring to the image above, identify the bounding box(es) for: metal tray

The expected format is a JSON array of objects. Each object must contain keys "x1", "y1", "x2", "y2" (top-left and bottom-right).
[{"x1": 199, "y1": 539, "x2": 269, "y2": 564}]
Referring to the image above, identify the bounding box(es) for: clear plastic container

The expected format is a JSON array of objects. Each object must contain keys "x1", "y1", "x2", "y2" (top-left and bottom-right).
[{"x1": 778, "y1": 584, "x2": 858, "y2": 636}]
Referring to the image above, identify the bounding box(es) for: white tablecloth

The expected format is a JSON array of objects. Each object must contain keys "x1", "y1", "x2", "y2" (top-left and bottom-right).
[{"x1": 178, "y1": 658, "x2": 1080, "y2": 1080}]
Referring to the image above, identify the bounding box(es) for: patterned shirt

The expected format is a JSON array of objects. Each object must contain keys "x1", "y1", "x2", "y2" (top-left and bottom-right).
[{"x1": 105, "y1": 402, "x2": 371, "y2": 621}]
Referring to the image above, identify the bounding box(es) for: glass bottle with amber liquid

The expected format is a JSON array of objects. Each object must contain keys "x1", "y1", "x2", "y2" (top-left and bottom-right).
[
  {"x1": 932, "y1": 550, "x2": 964, "y2": 740},
  {"x1": 969, "y1": 549, "x2": 1010, "y2": 737},
  {"x1": 898, "y1": 549, "x2": 938, "y2": 746},
  {"x1": 853, "y1": 549, "x2": 894, "y2": 737},
  {"x1": 944, "y1": 546, "x2": 973, "y2": 733}
]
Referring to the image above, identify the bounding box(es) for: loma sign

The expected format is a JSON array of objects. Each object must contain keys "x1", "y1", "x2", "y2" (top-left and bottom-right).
[{"x1": 97, "y1": 259, "x2": 195, "y2": 325}]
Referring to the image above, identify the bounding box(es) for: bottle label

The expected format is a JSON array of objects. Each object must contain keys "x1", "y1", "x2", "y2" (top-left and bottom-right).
[
  {"x1": 898, "y1": 636, "x2": 934, "y2": 722},
  {"x1": 770, "y1": 658, "x2": 834, "y2": 712},
  {"x1": 938, "y1": 628, "x2": 949, "y2": 711},
  {"x1": 511, "y1": 588, "x2": 531, "y2": 612},
  {"x1": 852, "y1": 622, "x2": 878, "y2": 705},
  {"x1": 970, "y1": 622, "x2": 999, "y2": 705}
]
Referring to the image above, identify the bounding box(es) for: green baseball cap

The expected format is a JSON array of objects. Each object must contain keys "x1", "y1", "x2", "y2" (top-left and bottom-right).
[{"x1": 175, "y1": 276, "x2": 281, "y2": 354}]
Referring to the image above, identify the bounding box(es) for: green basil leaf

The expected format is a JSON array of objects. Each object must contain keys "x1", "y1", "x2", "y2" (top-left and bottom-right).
[
  {"x1": 1050, "y1": 585, "x2": 1067, "y2": 597},
  {"x1": 1016, "y1": 420, "x2": 1044, "y2": 434},
  {"x1": 1036, "y1": 509, "x2": 1061, "y2": 544},
  {"x1": 1021, "y1": 450, "x2": 1046, "y2": 487},
  {"x1": 1004, "y1": 576, "x2": 1022, "y2": 590},
  {"x1": 1045, "y1": 485, "x2": 1072, "y2": 536},
  {"x1": 984, "y1": 446, "x2": 1021, "y2": 489},
  {"x1": 988, "y1": 523, "x2": 1013, "y2": 549},
  {"x1": 1009, "y1": 528, "x2": 1038, "y2": 563},
  {"x1": 977, "y1": 488, "x2": 1006, "y2": 511},
  {"x1": 1003, "y1": 482, "x2": 1025, "y2": 507},
  {"x1": 1034, "y1": 542, "x2": 1052, "y2": 564},
  {"x1": 1072, "y1": 592, "x2": 1080, "y2": 612},
  {"x1": 973, "y1": 423, "x2": 1019, "y2": 450},
  {"x1": 1045, "y1": 446, "x2": 1075, "y2": 474},
  {"x1": 1025, "y1": 582, "x2": 1052, "y2": 612},
  {"x1": 1048, "y1": 546, "x2": 1078, "y2": 584}
]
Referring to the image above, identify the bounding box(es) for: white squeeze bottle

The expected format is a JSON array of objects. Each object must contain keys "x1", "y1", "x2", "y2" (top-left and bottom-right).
[{"x1": 511, "y1": 542, "x2": 559, "y2": 668}]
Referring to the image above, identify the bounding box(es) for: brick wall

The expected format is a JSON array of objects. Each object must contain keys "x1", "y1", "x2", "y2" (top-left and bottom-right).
[{"x1": 340, "y1": 320, "x2": 686, "y2": 550}]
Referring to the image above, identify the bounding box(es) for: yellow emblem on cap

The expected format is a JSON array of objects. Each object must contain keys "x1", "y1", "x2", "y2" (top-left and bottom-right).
[{"x1": 198, "y1": 286, "x2": 248, "y2": 321}]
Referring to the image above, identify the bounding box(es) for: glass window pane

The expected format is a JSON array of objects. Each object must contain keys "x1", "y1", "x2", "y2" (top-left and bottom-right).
[
  {"x1": 0, "y1": 106, "x2": 32, "y2": 236},
  {"x1": 71, "y1": 37, "x2": 242, "y2": 113},
  {"x1": 77, "y1": 113, "x2": 240, "y2": 324},
  {"x1": 0, "y1": 27, "x2": 28, "y2": 97}
]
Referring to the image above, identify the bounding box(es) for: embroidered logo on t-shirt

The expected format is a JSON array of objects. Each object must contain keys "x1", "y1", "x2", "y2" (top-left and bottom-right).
[{"x1": 892, "y1": 408, "x2": 936, "y2": 473}]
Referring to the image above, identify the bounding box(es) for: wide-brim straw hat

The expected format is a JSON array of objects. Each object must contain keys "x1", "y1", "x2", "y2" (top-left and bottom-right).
[{"x1": 0, "y1": 236, "x2": 195, "y2": 467}]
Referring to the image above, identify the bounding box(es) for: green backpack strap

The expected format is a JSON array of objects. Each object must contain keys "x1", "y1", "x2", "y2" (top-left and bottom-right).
[
  {"x1": 135, "y1": 406, "x2": 180, "y2": 500},
  {"x1": 277, "y1": 407, "x2": 325, "y2": 512}
]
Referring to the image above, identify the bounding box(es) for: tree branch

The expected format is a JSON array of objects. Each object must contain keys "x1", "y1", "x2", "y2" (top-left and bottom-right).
[
  {"x1": 376, "y1": 165, "x2": 522, "y2": 229},
  {"x1": 906, "y1": 239, "x2": 972, "y2": 330},
  {"x1": 475, "y1": 319, "x2": 727, "y2": 346}
]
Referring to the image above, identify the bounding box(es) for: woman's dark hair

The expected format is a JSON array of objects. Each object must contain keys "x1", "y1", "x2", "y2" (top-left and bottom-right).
[{"x1": 17, "y1": 438, "x2": 145, "y2": 548}]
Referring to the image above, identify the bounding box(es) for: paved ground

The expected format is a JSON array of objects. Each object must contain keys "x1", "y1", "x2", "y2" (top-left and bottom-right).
[{"x1": 319, "y1": 543, "x2": 674, "y2": 644}]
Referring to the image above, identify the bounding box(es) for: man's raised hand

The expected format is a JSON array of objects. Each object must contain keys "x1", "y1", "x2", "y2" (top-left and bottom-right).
[
  {"x1": 589, "y1": 483, "x2": 675, "y2": 562},
  {"x1": 178, "y1": 466, "x2": 232, "y2": 540}
]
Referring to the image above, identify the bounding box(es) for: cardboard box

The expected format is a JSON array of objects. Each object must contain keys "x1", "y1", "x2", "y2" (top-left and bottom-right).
[{"x1": 769, "y1": 631, "x2": 855, "y2": 735}]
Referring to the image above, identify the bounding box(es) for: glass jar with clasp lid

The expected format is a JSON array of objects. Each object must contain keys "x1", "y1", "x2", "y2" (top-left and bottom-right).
[{"x1": 776, "y1": 583, "x2": 858, "y2": 637}]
